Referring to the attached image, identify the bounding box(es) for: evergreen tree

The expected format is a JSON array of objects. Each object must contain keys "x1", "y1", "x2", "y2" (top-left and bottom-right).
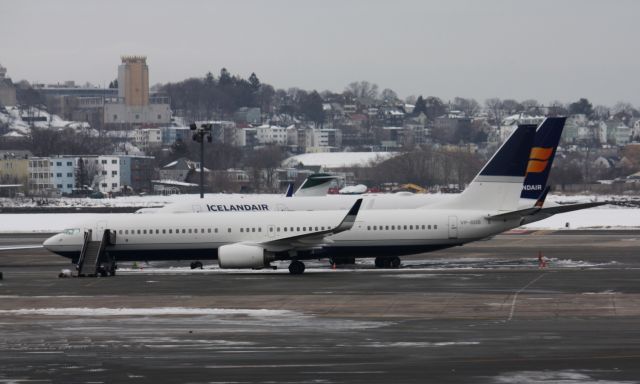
[
  {"x1": 249, "y1": 72, "x2": 261, "y2": 91},
  {"x1": 413, "y1": 96, "x2": 427, "y2": 116}
]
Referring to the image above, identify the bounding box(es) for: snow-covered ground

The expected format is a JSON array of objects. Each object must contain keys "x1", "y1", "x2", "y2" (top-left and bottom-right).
[{"x1": 0, "y1": 106, "x2": 92, "y2": 137}]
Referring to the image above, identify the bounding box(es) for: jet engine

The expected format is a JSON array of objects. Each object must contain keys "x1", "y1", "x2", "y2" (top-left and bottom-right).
[{"x1": 217, "y1": 243, "x2": 274, "y2": 269}]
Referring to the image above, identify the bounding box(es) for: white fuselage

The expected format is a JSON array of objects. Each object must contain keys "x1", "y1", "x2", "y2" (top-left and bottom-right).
[{"x1": 44, "y1": 207, "x2": 518, "y2": 263}]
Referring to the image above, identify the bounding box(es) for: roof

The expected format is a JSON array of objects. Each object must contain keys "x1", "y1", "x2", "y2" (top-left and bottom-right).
[{"x1": 282, "y1": 152, "x2": 398, "y2": 169}]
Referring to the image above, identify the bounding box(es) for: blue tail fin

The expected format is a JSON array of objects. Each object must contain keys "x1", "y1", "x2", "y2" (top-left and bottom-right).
[
  {"x1": 434, "y1": 124, "x2": 536, "y2": 211},
  {"x1": 285, "y1": 183, "x2": 294, "y2": 197},
  {"x1": 521, "y1": 117, "x2": 566, "y2": 200},
  {"x1": 476, "y1": 124, "x2": 537, "y2": 180}
]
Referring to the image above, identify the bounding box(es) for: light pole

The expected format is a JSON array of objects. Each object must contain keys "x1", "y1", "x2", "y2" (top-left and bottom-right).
[{"x1": 190, "y1": 122, "x2": 212, "y2": 198}]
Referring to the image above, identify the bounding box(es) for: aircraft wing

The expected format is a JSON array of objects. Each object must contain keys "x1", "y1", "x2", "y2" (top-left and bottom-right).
[
  {"x1": 254, "y1": 198, "x2": 362, "y2": 252},
  {"x1": 0, "y1": 245, "x2": 44, "y2": 251}
]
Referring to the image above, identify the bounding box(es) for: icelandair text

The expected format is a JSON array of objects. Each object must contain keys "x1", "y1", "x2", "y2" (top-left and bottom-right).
[{"x1": 207, "y1": 204, "x2": 270, "y2": 212}]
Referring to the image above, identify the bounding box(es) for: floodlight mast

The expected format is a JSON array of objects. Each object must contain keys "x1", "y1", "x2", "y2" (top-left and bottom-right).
[{"x1": 190, "y1": 123, "x2": 213, "y2": 198}]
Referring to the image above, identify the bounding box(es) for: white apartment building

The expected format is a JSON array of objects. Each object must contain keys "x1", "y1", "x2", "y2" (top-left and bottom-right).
[
  {"x1": 255, "y1": 125, "x2": 288, "y2": 146},
  {"x1": 93, "y1": 155, "x2": 121, "y2": 193},
  {"x1": 133, "y1": 128, "x2": 162, "y2": 151}
]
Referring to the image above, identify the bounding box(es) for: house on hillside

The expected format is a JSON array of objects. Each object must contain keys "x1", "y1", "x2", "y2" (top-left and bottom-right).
[{"x1": 159, "y1": 158, "x2": 207, "y2": 183}]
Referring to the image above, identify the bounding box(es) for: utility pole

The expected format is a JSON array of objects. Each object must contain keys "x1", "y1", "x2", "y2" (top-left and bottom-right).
[{"x1": 190, "y1": 122, "x2": 212, "y2": 198}]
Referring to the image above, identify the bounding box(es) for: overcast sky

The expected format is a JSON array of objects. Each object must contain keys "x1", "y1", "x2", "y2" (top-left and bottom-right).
[{"x1": 1, "y1": 0, "x2": 639, "y2": 106}]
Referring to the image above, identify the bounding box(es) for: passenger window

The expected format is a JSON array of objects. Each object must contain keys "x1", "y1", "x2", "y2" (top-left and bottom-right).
[
  {"x1": 125, "y1": 230, "x2": 129, "y2": 235},
  {"x1": 422, "y1": 225, "x2": 425, "y2": 230},
  {"x1": 162, "y1": 229, "x2": 166, "y2": 234},
  {"x1": 315, "y1": 227, "x2": 318, "y2": 231},
  {"x1": 284, "y1": 227, "x2": 288, "y2": 232},
  {"x1": 391, "y1": 225, "x2": 395, "y2": 230},
  {"x1": 118, "y1": 230, "x2": 122, "y2": 234},
  {"x1": 182, "y1": 229, "x2": 186, "y2": 234},
  {"x1": 215, "y1": 228, "x2": 218, "y2": 233},
  {"x1": 258, "y1": 228, "x2": 262, "y2": 232},
  {"x1": 428, "y1": 225, "x2": 431, "y2": 230},
  {"x1": 409, "y1": 225, "x2": 413, "y2": 230},
  {"x1": 434, "y1": 225, "x2": 438, "y2": 229},
  {"x1": 303, "y1": 227, "x2": 306, "y2": 231},
  {"x1": 385, "y1": 226, "x2": 389, "y2": 230},
  {"x1": 156, "y1": 229, "x2": 160, "y2": 234},
  {"x1": 296, "y1": 227, "x2": 300, "y2": 231},
  {"x1": 207, "y1": 228, "x2": 211, "y2": 233},
  {"x1": 252, "y1": 228, "x2": 255, "y2": 232},
  {"x1": 188, "y1": 229, "x2": 192, "y2": 234},
  {"x1": 367, "y1": 226, "x2": 371, "y2": 230},
  {"x1": 228, "y1": 228, "x2": 231, "y2": 233},
  {"x1": 143, "y1": 230, "x2": 147, "y2": 234},
  {"x1": 240, "y1": 228, "x2": 244, "y2": 233}
]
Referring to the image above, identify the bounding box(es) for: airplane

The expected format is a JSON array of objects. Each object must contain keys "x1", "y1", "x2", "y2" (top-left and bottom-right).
[{"x1": 44, "y1": 124, "x2": 550, "y2": 275}]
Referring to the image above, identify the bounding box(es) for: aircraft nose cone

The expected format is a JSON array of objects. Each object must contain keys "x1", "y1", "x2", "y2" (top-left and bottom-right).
[{"x1": 42, "y1": 234, "x2": 59, "y2": 249}]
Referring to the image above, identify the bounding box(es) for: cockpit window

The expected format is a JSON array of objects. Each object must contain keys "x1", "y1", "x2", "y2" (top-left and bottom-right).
[{"x1": 63, "y1": 228, "x2": 80, "y2": 235}]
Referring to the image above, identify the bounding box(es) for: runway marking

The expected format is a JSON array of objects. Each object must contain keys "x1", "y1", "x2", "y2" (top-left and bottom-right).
[{"x1": 507, "y1": 273, "x2": 546, "y2": 321}]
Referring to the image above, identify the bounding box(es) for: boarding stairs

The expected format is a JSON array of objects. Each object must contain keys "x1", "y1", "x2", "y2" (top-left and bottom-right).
[{"x1": 77, "y1": 229, "x2": 114, "y2": 277}]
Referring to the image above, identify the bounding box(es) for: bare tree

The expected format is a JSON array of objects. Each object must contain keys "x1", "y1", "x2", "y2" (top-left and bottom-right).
[
  {"x1": 345, "y1": 81, "x2": 379, "y2": 105},
  {"x1": 453, "y1": 97, "x2": 480, "y2": 117},
  {"x1": 484, "y1": 98, "x2": 503, "y2": 125},
  {"x1": 380, "y1": 88, "x2": 399, "y2": 104}
]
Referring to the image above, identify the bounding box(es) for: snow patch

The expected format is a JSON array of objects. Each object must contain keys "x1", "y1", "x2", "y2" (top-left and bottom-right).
[{"x1": 0, "y1": 307, "x2": 297, "y2": 317}]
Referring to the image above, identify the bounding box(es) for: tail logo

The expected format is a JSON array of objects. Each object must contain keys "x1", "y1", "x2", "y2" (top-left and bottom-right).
[{"x1": 526, "y1": 147, "x2": 554, "y2": 173}]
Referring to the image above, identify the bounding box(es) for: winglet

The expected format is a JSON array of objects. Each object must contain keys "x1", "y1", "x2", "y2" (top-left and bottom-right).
[
  {"x1": 534, "y1": 186, "x2": 551, "y2": 208},
  {"x1": 334, "y1": 198, "x2": 363, "y2": 233},
  {"x1": 285, "y1": 183, "x2": 294, "y2": 197}
]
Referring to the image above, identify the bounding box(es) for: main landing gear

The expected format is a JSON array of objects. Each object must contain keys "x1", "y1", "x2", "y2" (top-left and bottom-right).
[
  {"x1": 288, "y1": 260, "x2": 305, "y2": 275},
  {"x1": 190, "y1": 261, "x2": 203, "y2": 269},
  {"x1": 374, "y1": 256, "x2": 401, "y2": 269}
]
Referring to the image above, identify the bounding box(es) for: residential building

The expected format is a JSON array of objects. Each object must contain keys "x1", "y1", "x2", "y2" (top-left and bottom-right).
[
  {"x1": 119, "y1": 155, "x2": 155, "y2": 193},
  {"x1": 133, "y1": 128, "x2": 162, "y2": 151},
  {"x1": 0, "y1": 150, "x2": 30, "y2": 190},
  {"x1": 159, "y1": 158, "x2": 202, "y2": 182},
  {"x1": 50, "y1": 156, "x2": 76, "y2": 195},
  {"x1": 28, "y1": 157, "x2": 54, "y2": 194},
  {"x1": 92, "y1": 156, "x2": 122, "y2": 193},
  {"x1": 161, "y1": 126, "x2": 191, "y2": 146},
  {"x1": 255, "y1": 125, "x2": 288, "y2": 146}
]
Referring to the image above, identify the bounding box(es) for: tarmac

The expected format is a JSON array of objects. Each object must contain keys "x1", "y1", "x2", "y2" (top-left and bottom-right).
[{"x1": 1, "y1": 231, "x2": 640, "y2": 383}]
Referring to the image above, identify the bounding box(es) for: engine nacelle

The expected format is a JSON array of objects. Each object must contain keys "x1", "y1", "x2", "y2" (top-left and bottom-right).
[{"x1": 218, "y1": 243, "x2": 272, "y2": 269}]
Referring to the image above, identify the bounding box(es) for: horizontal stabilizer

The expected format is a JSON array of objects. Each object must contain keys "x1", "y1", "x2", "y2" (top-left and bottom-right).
[{"x1": 486, "y1": 207, "x2": 540, "y2": 221}]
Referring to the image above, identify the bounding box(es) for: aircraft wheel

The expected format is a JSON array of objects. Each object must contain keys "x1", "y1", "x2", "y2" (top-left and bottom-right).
[
  {"x1": 390, "y1": 256, "x2": 401, "y2": 269},
  {"x1": 288, "y1": 260, "x2": 305, "y2": 275},
  {"x1": 190, "y1": 261, "x2": 203, "y2": 270},
  {"x1": 374, "y1": 257, "x2": 384, "y2": 268}
]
